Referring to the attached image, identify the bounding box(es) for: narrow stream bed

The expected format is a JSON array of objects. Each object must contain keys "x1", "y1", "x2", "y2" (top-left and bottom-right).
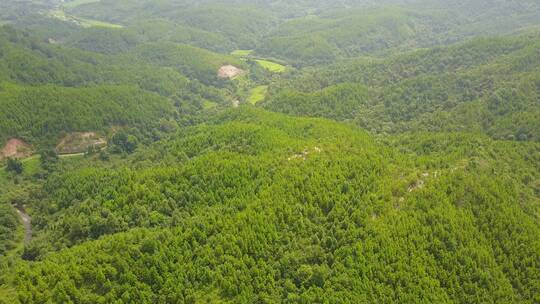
[{"x1": 15, "y1": 206, "x2": 32, "y2": 244}]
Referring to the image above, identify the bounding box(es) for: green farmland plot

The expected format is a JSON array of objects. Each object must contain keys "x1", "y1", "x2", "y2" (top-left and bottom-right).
[
  {"x1": 64, "y1": 0, "x2": 102, "y2": 9},
  {"x1": 248, "y1": 85, "x2": 268, "y2": 104},
  {"x1": 254, "y1": 59, "x2": 286, "y2": 72},
  {"x1": 231, "y1": 49, "x2": 254, "y2": 57}
]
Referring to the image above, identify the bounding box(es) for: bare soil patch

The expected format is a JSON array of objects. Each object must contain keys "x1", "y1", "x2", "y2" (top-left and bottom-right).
[
  {"x1": 0, "y1": 139, "x2": 32, "y2": 159},
  {"x1": 218, "y1": 65, "x2": 245, "y2": 79},
  {"x1": 56, "y1": 132, "x2": 107, "y2": 154}
]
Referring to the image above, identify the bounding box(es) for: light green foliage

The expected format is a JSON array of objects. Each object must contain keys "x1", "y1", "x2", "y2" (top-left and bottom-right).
[
  {"x1": 247, "y1": 85, "x2": 268, "y2": 104},
  {"x1": 202, "y1": 100, "x2": 218, "y2": 109},
  {"x1": 231, "y1": 49, "x2": 253, "y2": 57},
  {"x1": 254, "y1": 59, "x2": 286, "y2": 73},
  {"x1": 19, "y1": 156, "x2": 40, "y2": 177},
  {"x1": 0, "y1": 196, "x2": 19, "y2": 257},
  {"x1": 63, "y1": 0, "x2": 101, "y2": 9},
  {"x1": 0, "y1": 2, "x2": 539, "y2": 303},
  {"x1": 3, "y1": 107, "x2": 538, "y2": 303},
  {"x1": 76, "y1": 17, "x2": 123, "y2": 29}
]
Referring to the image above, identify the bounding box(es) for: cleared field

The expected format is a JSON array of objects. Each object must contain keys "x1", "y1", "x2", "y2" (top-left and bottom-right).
[
  {"x1": 20, "y1": 155, "x2": 40, "y2": 176},
  {"x1": 49, "y1": 10, "x2": 122, "y2": 28},
  {"x1": 254, "y1": 59, "x2": 286, "y2": 72},
  {"x1": 64, "y1": 0, "x2": 101, "y2": 9},
  {"x1": 203, "y1": 100, "x2": 218, "y2": 109},
  {"x1": 248, "y1": 85, "x2": 268, "y2": 105},
  {"x1": 0, "y1": 155, "x2": 40, "y2": 186},
  {"x1": 231, "y1": 50, "x2": 253, "y2": 57},
  {"x1": 56, "y1": 132, "x2": 106, "y2": 154},
  {"x1": 77, "y1": 16, "x2": 123, "y2": 28}
]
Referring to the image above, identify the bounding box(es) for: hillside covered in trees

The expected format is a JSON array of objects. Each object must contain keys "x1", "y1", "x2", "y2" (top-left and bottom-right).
[
  {"x1": 2, "y1": 107, "x2": 539, "y2": 303},
  {"x1": 262, "y1": 32, "x2": 540, "y2": 141},
  {"x1": 0, "y1": 0, "x2": 538, "y2": 303}
]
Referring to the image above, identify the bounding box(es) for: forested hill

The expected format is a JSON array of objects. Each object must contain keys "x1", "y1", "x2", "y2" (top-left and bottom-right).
[
  {"x1": 3, "y1": 107, "x2": 539, "y2": 303},
  {"x1": 0, "y1": 1, "x2": 538, "y2": 303},
  {"x1": 254, "y1": 0, "x2": 540, "y2": 64},
  {"x1": 59, "y1": 0, "x2": 540, "y2": 65},
  {"x1": 263, "y1": 32, "x2": 540, "y2": 141},
  {"x1": 0, "y1": 83, "x2": 174, "y2": 145},
  {"x1": 0, "y1": 26, "x2": 235, "y2": 146},
  {"x1": 0, "y1": 26, "x2": 241, "y2": 88}
]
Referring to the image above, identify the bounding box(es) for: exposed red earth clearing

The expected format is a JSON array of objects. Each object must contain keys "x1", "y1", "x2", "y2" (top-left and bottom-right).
[
  {"x1": 217, "y1": 65, "x2": 245, "y2": 79},
  {"x1": 56, "y1": 132, "x2": 107, "y2": 154},
  {"x1": 0, "y1": 138, "x2": 32, "y2": 159}
]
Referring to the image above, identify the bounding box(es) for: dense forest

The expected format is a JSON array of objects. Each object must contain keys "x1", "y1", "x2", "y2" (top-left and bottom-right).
[
  {"x1": 0, "y1": 0, "x2": 538, "y2": 303},
  {"x1": 263, "y1": 33, "x2": 540, "y2": 141},
  {"x1": 2, "y1": 107, "x2": 539, "y2": 303}
]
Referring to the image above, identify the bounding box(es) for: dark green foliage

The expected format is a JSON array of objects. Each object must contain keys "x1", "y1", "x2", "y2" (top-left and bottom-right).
[
  {"x1": 0, "y1": 25, "x2": 231, "y2": 100},
  {"x1": 128, "y1": 19, "x2": 236, "y2": 53},
  {"x1": 0, "y1": 83, "x2": 174, "y2": 146},
  {"x1": 67, "y1": 0, "x2": 540, "y2": 65},
  {"x1": 98, "y1": 150, "x2": 110, "y2": 161},
  {"x1": 5, "y1": 159, "x2": 23, "y2": 175},
  {"x1": 256, "y1": 7, "x2": 419, "y2": 65},
  {"x1": 111, "y1": 132, "x2": 138, "y2": 154},
  {"x1": 39, "y1": 149, "x2": 58, "y2": 172},
  {"x1": 65, "y1": 27, "x2": 140, "y2": 55},
  {"x1": 127, "y1": 42, "x2": 246, "y2": 85},
  {"x1": 258, "y1": 34, "x2": 339, "y2": 65},
  {"x1": 266, "y1": 83, "x2": 370, "y2": 120},
  {"x1": 250, "y1": 1, "x2": 540, "y2": 64},
  {"x1": 264, "y1": 32, "x2": 540, "y2": 141},
  {"x1": 71, "y1": 2, "x2": 277, "y2": 49}
]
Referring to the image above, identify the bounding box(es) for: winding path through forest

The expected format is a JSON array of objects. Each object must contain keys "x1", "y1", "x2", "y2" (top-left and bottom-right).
[
  {"x1": 15, "y1": 206, "x2": 31, "y2": 244},
  {"x1": 4, "y1": 152, "x2": 89, "y2": 246}
]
